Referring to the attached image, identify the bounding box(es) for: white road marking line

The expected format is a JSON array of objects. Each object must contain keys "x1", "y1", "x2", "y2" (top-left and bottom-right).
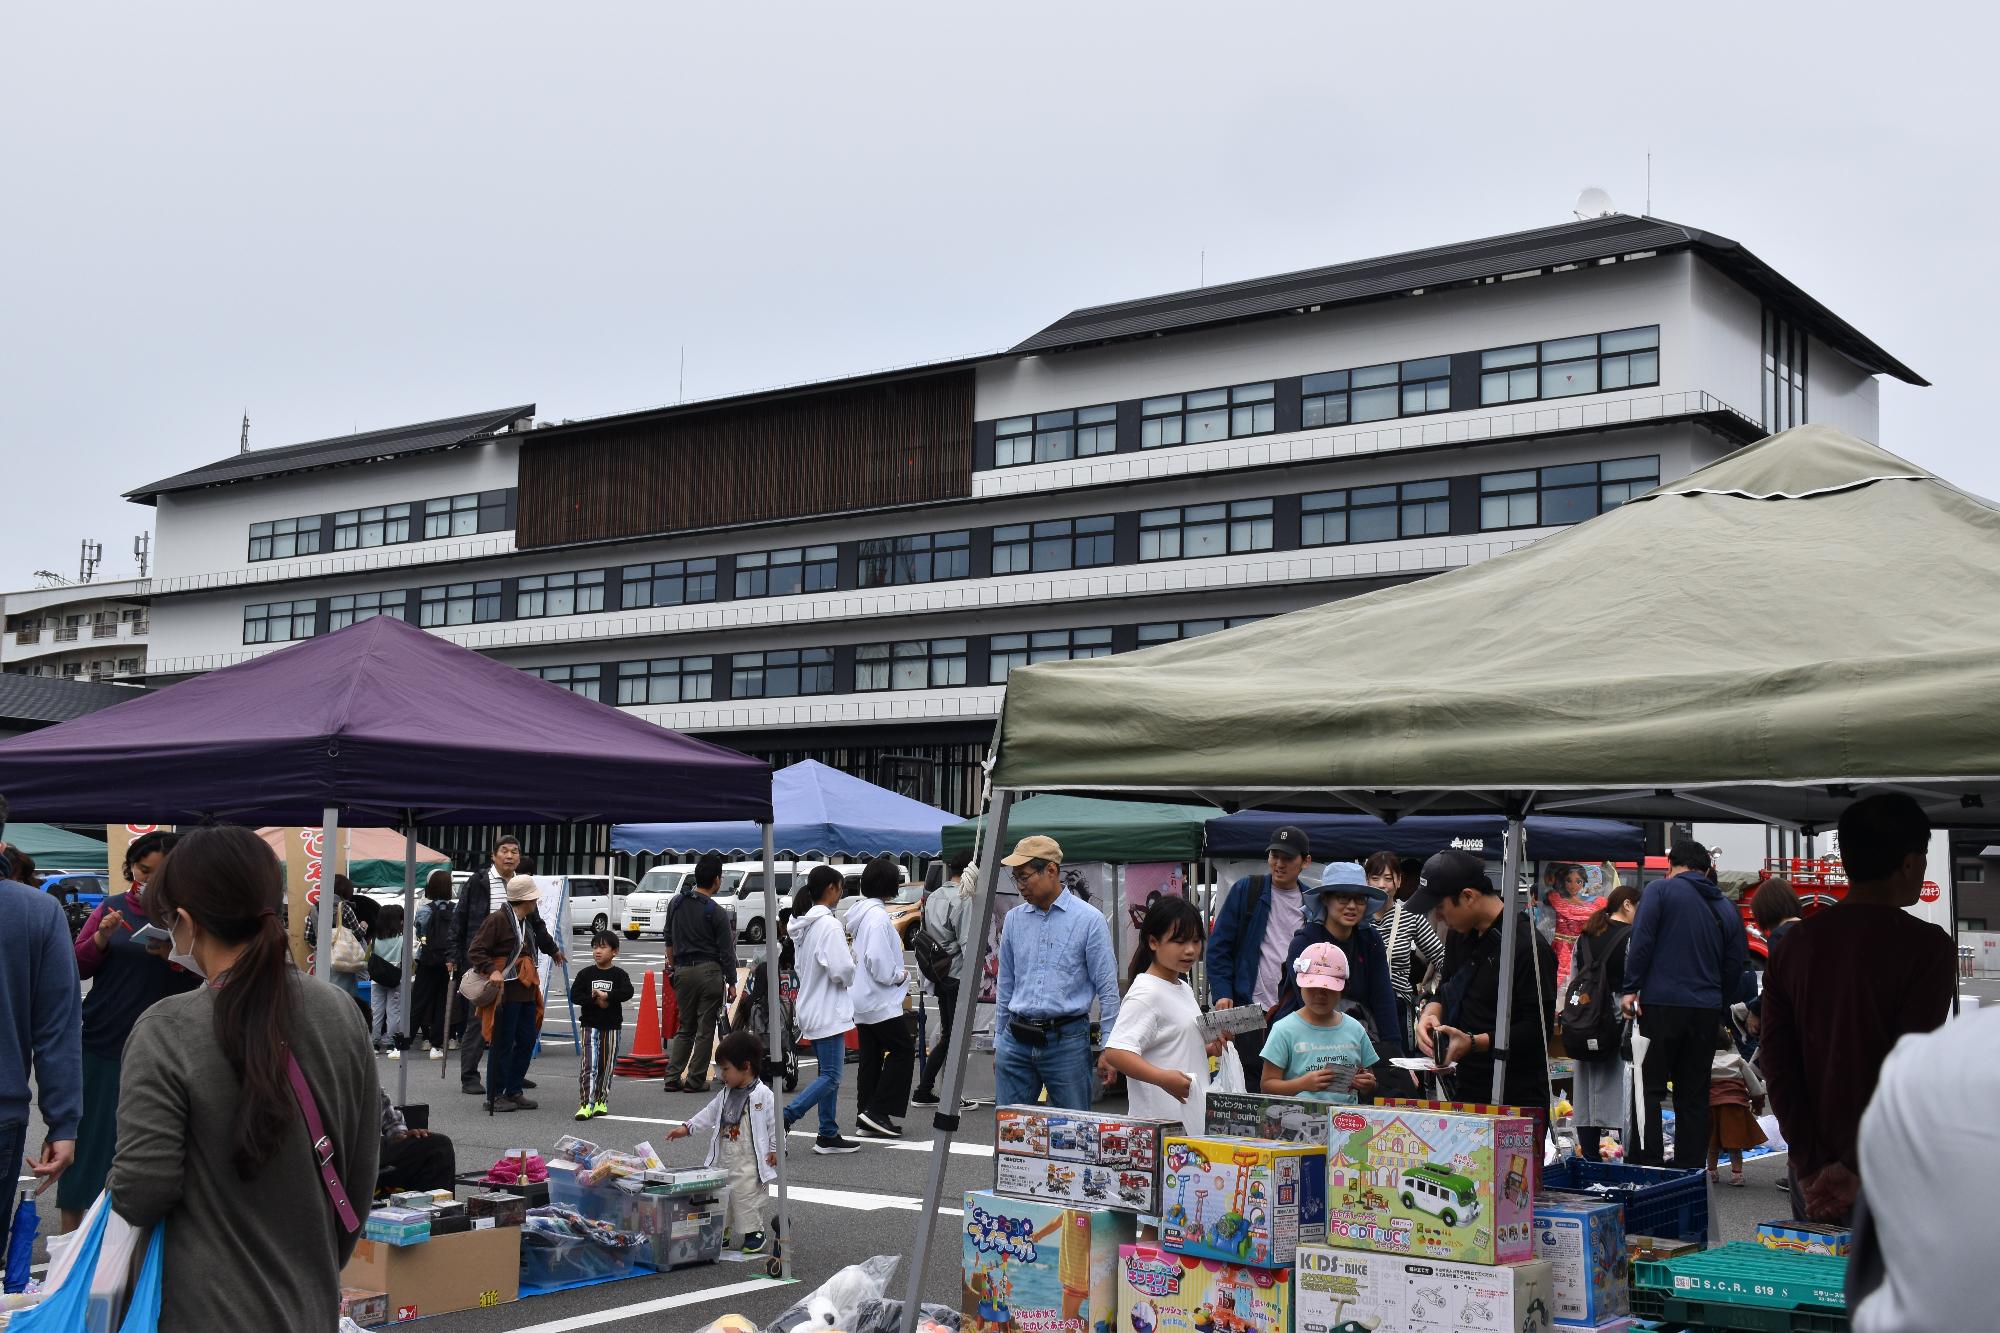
[
  {"x1": 772, "y1": 1183, "x2": 963, "y2": 1216},
  {"x1": 499, "y1": 1277, "x2": 789, "y2": 1333}
]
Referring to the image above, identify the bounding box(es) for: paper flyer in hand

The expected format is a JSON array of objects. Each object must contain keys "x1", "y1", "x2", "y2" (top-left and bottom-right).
[{"x1": 1197, "y1": 1005, "x2": 1267, "y2": 1039}]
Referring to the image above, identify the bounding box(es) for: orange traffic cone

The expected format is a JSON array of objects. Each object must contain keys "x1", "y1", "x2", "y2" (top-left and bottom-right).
[{"x1": 615, "y1": 970, "x2": 670, "y2": 1077}]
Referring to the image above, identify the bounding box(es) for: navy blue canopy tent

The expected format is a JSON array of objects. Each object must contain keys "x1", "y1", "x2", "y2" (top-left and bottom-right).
[
  {"x1": 613, "y1": 759, "x2": 955, "y2": 858},
  {"x1": 1203, "y1": 811, "x2": 1643, "y2": 862}
]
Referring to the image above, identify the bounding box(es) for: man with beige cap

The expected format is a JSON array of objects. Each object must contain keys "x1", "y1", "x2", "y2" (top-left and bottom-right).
[
  {"x1": 993, "y1": 835, "x2": 1120, "y2": 1110},
  {"x1": 466, "y1": 874, "x2": 564, "y2": 1113}
]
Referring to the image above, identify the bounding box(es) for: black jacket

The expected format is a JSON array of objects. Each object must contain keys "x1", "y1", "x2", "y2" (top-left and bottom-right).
[
  {"x1": 1437, "y1": 909, "x2": 1558, "y2": 1109},
  {"x1": 453, "y1": 868, "x2": 500, "y2": 967}
]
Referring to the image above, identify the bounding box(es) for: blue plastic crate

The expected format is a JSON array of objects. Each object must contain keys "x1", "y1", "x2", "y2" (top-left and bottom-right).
[{"x1": 1542, "y1": 1158, "x2": 1708, "y2": 1243}]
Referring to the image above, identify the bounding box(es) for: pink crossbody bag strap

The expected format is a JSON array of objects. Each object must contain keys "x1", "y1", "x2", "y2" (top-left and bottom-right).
[{"x1": 286, "y1": 1052, "x2": 361, "y2": 1234}]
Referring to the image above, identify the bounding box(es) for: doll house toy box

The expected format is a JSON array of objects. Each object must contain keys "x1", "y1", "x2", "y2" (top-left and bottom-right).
[
  {"x1": 1322, "y1": 1105, "x2": 1535, "y2": 1266},
  {"x1": 1159, "y1": 1136, "x2": 1326, "y2": 1268},
  {"x1": 1116, "y1": 1245, "x2": 1294, "y2": 1333},
  {"x1": 962, "y1": 1189, "x2": 1134, "y2": 1333}
]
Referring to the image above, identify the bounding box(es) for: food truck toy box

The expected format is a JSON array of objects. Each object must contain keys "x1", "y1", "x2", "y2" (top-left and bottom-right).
[
  {"x1": 962, "y1": 1190, "x2": 1134, "y2": 1333},
  {"x1": 1205, "y1": 1092, "x2": 1331, "y2": 1146},
  {"x1": 1322, "y1": 1105, "x2": 1535, "y2": 1266},
  {"x1": 1532, "y1": 1192, "x2": 1628, "y2": 1327},
  {"x1": 1116, "y1": 1245, "x2": 1293, "y2": 1333},
  {"x1": 1159, "y1": 1135, "x2": 1326, "y2": 1268},
  {"x1": 995, "y1": 1106, "x2": 1176, "y2": 1214},
  {"x1": 1295, "y1": 1244, "x2": 1555, "y2": 1333},
  {"x1": 1755, "y1": 1220, "x2": 1853, "y2": 1257}
]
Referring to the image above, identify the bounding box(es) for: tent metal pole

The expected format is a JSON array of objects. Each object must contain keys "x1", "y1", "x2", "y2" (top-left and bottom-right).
[
  {"x1": 900, "y1": 788, "x2": 1013, "y2": 1333},
  {"x1": 1491, "y1": 802, "x2": 1526, "y2": 1103},
  {"x1": 760, "y1": 821, "x2": 790, "y2": 1282},
  {"x1": 314, "y1": 806, "x2": 339, "y2": 979},
  {"x1": 399, "y1": 822, "x2": 416, "y2": 1108}
]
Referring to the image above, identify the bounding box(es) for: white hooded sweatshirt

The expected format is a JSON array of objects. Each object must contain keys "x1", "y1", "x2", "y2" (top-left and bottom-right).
[
  {"x1": 792, "y1": 904, "x2": 857, "y2": 1042},
  {"x1": 846, "y1": 896, "x2": 909, "y2": 1026}
]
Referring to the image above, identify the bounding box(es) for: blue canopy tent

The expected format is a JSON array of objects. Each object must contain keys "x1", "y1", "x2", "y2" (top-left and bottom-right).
[
  {"x1": 1204, "y1": 811, "x2": 1644, "y2": 862},
  {"x1": 613, "y1": 759, "x2": 955, "y2": 858}
]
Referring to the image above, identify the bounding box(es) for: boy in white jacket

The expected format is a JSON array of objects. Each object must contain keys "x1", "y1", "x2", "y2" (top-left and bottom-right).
[
  {"x1": 848, "y1": 857, "x2": 917, "y2": 1138},
  {"x1": 669, "y1": 1030, "x2": 778, "y2": 1253},
  {"x1": 782, "y1": 867, "x2": 862, "y2": 1154}
]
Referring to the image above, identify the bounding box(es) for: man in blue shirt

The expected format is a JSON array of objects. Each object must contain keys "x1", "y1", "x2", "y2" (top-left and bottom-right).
[
  {"x1": 1207, "y1": 825, "x2": 1314, "y2": 1083},
  {"x1": 993, "y1": 835, "x2": 1120, "y2": 1111}
]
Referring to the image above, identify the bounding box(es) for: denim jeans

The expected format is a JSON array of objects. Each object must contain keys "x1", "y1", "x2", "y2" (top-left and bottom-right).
[
  {"x1": 487, "y1": 998, "x2": 539, "y2": 1100},
  {"x1": 916, "y1": 978, "x2": 958, "y2": 1094},
  {"x1": 785, "y1": 1034, "x2": 849, "y2": 1138},
  {"x1": 994, "y1": 1018, "x2": 1093, "y2": 1111},
  {"x1": 0, "y1": 1120, "x2": 24, "y2": 1279}
]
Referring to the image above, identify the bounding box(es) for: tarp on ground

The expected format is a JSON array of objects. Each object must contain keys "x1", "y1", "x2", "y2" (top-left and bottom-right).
[
  {"x1": 940, "y1": 793, "x2": 1213, "y2": 864},
  {"x1": 254, "y1": 826, "x2": 451, "y2": 889},
  {"x1": 3, "y1": 823, "x2": 109, "y2": 871},
  {"x1": 988, "y1": 426, "x2": 2000, "y2": 828},
  {"x1": 0, "y1": 615, "x2": 773, "y2": 827},
  {"x1": 612, "y1": 759, "x2": 955, "y2": 857},
  {"x1": 1203, "y1": 812, "x2": 1643, "y2": 861}
]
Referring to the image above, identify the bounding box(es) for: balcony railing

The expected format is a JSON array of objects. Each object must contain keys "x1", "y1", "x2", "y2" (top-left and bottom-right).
[
  {"x1": 92, "y1": 623, "x2": 117, "y2": 639},
  {"x1": 53, "y1": 626, "x2": 79, "y2": 642},
  {"x1": 12, "y1": 629, "x2": 38, "y2": 646}
]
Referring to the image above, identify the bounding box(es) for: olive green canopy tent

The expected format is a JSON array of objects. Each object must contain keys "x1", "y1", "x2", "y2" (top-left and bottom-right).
[
  {"x1": 4, "y1": 823, "x2": 109, "y2": 872},
  {"x1": 939, "y1": 793, "x2": 1213, "y2": 864}
]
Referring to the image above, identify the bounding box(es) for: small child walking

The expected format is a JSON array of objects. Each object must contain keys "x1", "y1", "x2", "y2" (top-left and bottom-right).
[
  {"x1": 1708, "y1": 1025, "x2": 1768, "y2": 1186},
  {"x1": 370, "y1": 903, "x2": 407, "y2": 1057},
  {"x1": 1261, "y1": 942, "x2": 1379, "y2": 1104},
  {"x1": 569, "y1": 931, "x2": 635, "y2": 1121},
  {"x1": 1101, "y1": 896, "x2": 1225, "y2": 1136},
  {"x1": 668, "y1": 1030, "x2": 778, "y2": 1254}
]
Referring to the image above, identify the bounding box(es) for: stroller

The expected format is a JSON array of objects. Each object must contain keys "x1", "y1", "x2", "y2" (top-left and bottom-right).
[{"x1": 729, "y1": 912, "x2": 800, "y2": 1092}]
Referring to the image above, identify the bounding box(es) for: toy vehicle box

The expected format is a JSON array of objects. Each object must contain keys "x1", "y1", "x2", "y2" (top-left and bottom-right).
[
  {"x1": 962, "y1": 1190, "x2": 1135, "y2": 1333},
  {"x1": 1205, "y1": 1092, "x2": 1331, "y2": 1146},
  {"x1": 1116, "y1": 1244, "x2": 1293, "y2": 1333},
  {"x1": 1322, "y1": 1105, "x2": 1536, "y2": 1267},
  {"x1": 1295, "y1": 1244, "x2": 1555, "y2": 1333},
  {"x1": 1159, "y1": 1136, "x2": 1326, "y2": 1267},
  {"x1": 1533, "y1": 1192, "x2": 1628, "y2": 1327},
  {"x1": 1379, "y1": 1098, "x2": 1541, "y2": 1198},
  {"x1": 1756, "y1": 1220, "x2": 1853, "y2": 1257},
  {"x1": 995, "y1": 1106, "x2": 1176, "y2": 1215}
]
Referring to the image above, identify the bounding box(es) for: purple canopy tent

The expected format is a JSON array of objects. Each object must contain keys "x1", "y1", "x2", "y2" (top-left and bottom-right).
[{"x1": 0, "y1": 617, "x2": 796, "y2": 1275}]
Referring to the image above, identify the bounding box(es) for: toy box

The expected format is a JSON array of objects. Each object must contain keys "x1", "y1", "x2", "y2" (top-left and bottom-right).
[
  {"x1": 364, "y1": 1207, "x2": 432, "y2": 1246},
  {"x1": 1379, "y1": 1098, "x2": 1541, "y2": 1198},
  {"x1": 1533, "y1": 1192, "x2": 1627, "y2": 1327},
  {"x1": 1206, "y1": 1092, "x2": 1331, "y2": 1146},
  {"x1": 963, "y1": 1190, "x2": 1134, "y2": 1333},
  {"x1": 995, "y1": 1106, "x2": 1176, "y2": 1214},
  {"x1": 1159, "y1": 1136, "x2": 1326, "y2": 1267},
  {"x1": 1116, "y1": 1245, "x2": 1293, "y2": 1333},
  {"x1": 1322, "y1": 1105, "x2": 1535, "y2": 1267},
  {"x1": 1756, "y1": 1220, "x2": 1853, "y2": 1257},
  {"x1": 1295, "y1": 1244, "x2": 1555, "y2": 1333}
]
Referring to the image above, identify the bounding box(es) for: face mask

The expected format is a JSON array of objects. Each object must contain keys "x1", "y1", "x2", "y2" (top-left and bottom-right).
[{"x1": 169, "y1": 909, "x2": 206, "y2": 979}]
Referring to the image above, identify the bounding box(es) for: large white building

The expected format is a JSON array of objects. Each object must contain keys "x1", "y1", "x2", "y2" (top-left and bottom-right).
[
  {"x1": 2, "y1": 577, "x2": 152, "y2": 683},
  {"x1": 124, "y1": 214, "x2": 1921, "y2": 862}
]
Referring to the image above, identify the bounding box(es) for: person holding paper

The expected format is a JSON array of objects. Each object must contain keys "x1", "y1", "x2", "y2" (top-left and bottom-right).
[
  {"x1": 1100, "y1": 895, "x2": 1223, "y2": 1134},
  {"x1": 1260, "y1": 943, "x2": 1378, "y2": 1104}
]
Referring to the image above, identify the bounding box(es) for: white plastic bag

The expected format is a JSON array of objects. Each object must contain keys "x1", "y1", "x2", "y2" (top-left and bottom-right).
[
  {"x1": 764, "y1": 1254, "x2": 899, "y2": 1332},
  {"x1": 1209, "y1": 1050, "x2": 1246, "y2": 1096}
]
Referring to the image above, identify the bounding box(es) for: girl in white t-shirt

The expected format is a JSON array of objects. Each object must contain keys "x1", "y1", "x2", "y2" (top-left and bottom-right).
[{"x1": 1100, "y1": 895, "x2": 1225, "y2": 1135}]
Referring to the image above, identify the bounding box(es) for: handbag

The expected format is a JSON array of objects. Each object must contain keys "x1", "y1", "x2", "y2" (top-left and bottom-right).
[
  {"x1": 330, "y1": 924, "x2": 369, "y2": 976},
  {"x1": 457, "y1": 967, "x2": 500, "y2": 1009},
  {"x1": 366, "y1": 950, "x2": 403, "y2": 989}
]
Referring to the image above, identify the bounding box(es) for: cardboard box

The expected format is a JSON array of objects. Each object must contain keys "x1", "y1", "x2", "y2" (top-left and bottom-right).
[
  {"x1": 1205, "y1": 1092, "x2": 1332, "y2": 1146},
  {"x1": 995, "y1": 1106, "x2": 1175, "y2": 1214},
  {"x1": 1294, "y1": 1245, "x2": 1555, "y2": 1333},
  {"x1": 1755, "y1": 1220, "x2": 1853, "y2": 1257},
  {"x1": 962, "y1": 1190, "x2": 1134, "y2": 1333},
  {"x1": 1116, "y1": 1244, "x2": 1293, "y2": 1333},
  {"x1": 1379, "y1": 1098, "x2": 1542, "y2": 1198},
  {"x1": 340, "y1": 1224, "x2": 521, "y2": 1323},
  {"x1": 364, "y1": 1208, "x2": 432, "y2": 1246},
  {"x1": 1322, "y1": 1105, "x2": 1536, "y2": 1266},
  {"x1": 339, "y1": 1287, "x2": 388, "y2": 1327},
  {"x1": 1160, "y1": 1136, "x2": 1326, "y2": 1267},
  {"x1": 1624, "y1": 1235, "x2": 1700, "y2": 1265},
  {"x1": 1533, "y1": 1193, "x2": 1627, "y2": 1326}
]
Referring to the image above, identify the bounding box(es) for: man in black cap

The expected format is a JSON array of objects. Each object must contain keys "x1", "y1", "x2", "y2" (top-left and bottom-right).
[
  {"x1": 1409, "y1": 849, "x2": 1557, "y2": 1142},
  {"x1": 1207, "y1": 826, "x2": 1314, "y2": 1083}
]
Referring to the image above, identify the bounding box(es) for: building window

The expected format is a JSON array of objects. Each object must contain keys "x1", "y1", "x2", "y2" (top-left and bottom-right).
[
  {"x1": 988, "y1": 627, "x2": 1113, "y2": 683},
  {"x1": 327, "y1": 590, "x2": 408, "y2": 630},
  {"x1": 516, "y1": 570, "x2": 606, "y2": 618},
  {"x1": 332, "y1": 504, "x2": 413, "y2": 550},
  {"x1": 1763, "y1": 309, "x2": 1808, "y2": 432},
  {"x1": 991, "y1": 516, "x2": 1115, "y2": 574},
  {"x1": 531, "y1": 664, "x2": 602, "y2": 701},
  {"x1": 116, "y1": 657, "x2": 140, "y2": 675},
  {"x1": 730, "y1": 648, "x2": 835, "y2": 699},
  {"x1": 615, "y1": 656, "x2": 714, "y2": 705},
  {"x1": 1302, "y1": 356, "x2": 1451, "y2": 428},
  {"x1": 1135, "y1": 618, "x2": 1260, "y2": 647},
  {"x1": 422, "y1": 491, "x2": 509, "y2": 539},
  {"x1": 1139, "y1": 499, "x2": 1275, "y2": 561},
  {"x1": 994, "y1": 405, "x2": 1118, "y2": 467},
  {"x1": 242, "y1": 599, "x2": 317, "y2": 643},
  {"x1": 1480, "y1": 326, "x2": 1659, "y2": 406},
  {"x1": 620, "y1": 558, "x2": 717, "y2": 609},
  {"x1": 855, "y1": 638, "x2": 970, "y2": 691},
  {"x1": 735, "y1": 545, "x2": 838, "y2": 599},
  {"x1": 1479, "y1": 455, "x2": 1660, "y2": 530},
  {"x1": 1140, "y1": 382, "x2": 1275, "y2": 448},
  {"x1": 417, "y1": 580, "x2": 503, "y2": 626},
  {"x1": 1301, "y1": 480, "x2": 1449, "y2": 546},
  {"x1": 1957, "y1": 862, "x2": 1985, "y2": 885},
  {"x1": 248, "y1": 516, "x2": 322, "y2": 562},
  {"x1": 857, "y1": 531, "x2": 971, "y2": 587}
]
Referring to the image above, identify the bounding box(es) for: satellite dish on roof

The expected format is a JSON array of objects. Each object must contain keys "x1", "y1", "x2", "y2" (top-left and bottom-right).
[{"x1": 1574, "y1": 187, "x2": 1615, "y2": 220}]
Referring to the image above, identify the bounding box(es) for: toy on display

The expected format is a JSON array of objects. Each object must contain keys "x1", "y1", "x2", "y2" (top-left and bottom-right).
[
  {"x1": 1204, "y1": 1092, "x2": 1331, "y2": 1146},
  {"x1": 1532, "y1": 1192, "x2": 1628, "y2": 1327},
  {"x1": 995, "y1": 1107, "x2": 1176, "y2": 1215},
  {"x1": 962, "y1": 1190, "x2": 1134, "y2": 1333},
  {"x1": 1321, "y1": 1106, "x2": 1536, "y2": 1267},
  {"x1": 1116, "y1": 1245, "x2": 1291, "y2": 1333},
  {"x1": 1294, "y1": 1244, "x2": 1554, "y2": 1333},
  {"x1": 1755, "y1": 1220, "x2": 1853, "y2": 1257},
  {"x1": 1377, "y1": 1098, "x2": 1542, "y2": 1198},
  {"x1": 1159, "y1": 1136, "x2": 1325, "y2": 1268}
]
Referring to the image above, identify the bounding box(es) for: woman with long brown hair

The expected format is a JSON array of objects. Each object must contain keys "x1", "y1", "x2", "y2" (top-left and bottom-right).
[{"x1": 108, "y1": 825, "x2": 377, "y2": 1331}]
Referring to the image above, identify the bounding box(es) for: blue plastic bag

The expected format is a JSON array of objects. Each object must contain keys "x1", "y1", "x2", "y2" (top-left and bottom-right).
[{"x1": 10, "y1": 1193, "x2": 161, "y2": 1333}]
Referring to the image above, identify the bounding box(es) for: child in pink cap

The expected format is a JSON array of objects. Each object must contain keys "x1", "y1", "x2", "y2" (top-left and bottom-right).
[{"x1": 1260, "y1": 941, "x2": 1379, "y2": 1104}]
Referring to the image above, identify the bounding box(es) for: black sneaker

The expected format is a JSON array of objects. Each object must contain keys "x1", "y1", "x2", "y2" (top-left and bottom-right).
[
  {"x1": 520, "y1": 1078, "x2": 537, "y2": 1089},
  {"x1": 487, "y1": 1098, "x2": 514, "y2": 1113},
  {"x1": 661, "y1": 1078, "x2": 684, "y2": 1093},
  {"x1": 462, "y1": 1080, "x2": 487, "y2": 1096},
  {"x1": 509, "y1": 1094, "x2": 539, "y2": 1111},
  {"x1": 909, "y1": 1089, "x2": 940, "y2": 1106},
  {"x1": 740, "y1": 1231, "x2": 766, "y2": 1254},
  {"x1": 855, "y1": 1111, "x2": 900, "y2": 1138},
  {"x1": 813, "y1": 1134, "x2": 861, "y2": 1155}
]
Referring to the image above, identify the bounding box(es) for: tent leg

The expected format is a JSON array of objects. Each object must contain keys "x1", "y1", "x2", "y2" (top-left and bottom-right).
[
  {"x1": 761, "y1": 822, "x2": 790, "y2": 1282},
  {"x1": 398, "y1": 823, "x2": 417, "y2": 1109},
  {"x1": 1491, "y1": 804, "x2": 1526, "y2": 1103},
  {"x1": 314, "y1": 806, "x2": 339, "y2": 980},
  {"x1": 900, "y1": 788, "x2": 1014, "y2": 1333}
]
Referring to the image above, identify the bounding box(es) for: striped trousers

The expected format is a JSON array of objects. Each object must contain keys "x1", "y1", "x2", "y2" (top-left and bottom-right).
[{"x1": 579, "y1": 1027, "x2": 619, "y2": 1105}]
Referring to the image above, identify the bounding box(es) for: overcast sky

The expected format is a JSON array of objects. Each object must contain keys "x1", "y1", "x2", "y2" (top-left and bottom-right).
[{"x1": 2, "y1": 3, "x2": 1989, "y2": 589}]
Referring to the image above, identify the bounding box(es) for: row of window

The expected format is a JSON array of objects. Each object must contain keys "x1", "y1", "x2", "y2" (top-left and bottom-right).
[
  {"x1": 247, "y1": 489, "x2": 515, "y2": 562},
  {"x1": 240, "y1": 455, "x2": 1659, "y2": 643},
  {"x1": 985, "y1": 324, "x2": 1662, "y2": 468}
]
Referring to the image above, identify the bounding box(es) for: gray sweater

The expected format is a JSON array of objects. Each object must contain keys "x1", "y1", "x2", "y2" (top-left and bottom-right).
[{"x1": 110, "y1": 971, "x2": 379, "y2": 1332}]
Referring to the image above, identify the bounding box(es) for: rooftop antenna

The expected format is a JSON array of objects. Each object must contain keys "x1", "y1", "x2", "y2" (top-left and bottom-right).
[
  {"x1": 78, "y1": 539, "x2": 102, "y2": 584},
  {"x1": 239, "y1": 411, "x2": 250, "y2": 454},
  {"x1": 679, "y1": 346, "x2": 686, "y2": 402},
  {"x1": 133, "y1": 534, "x2": 151, "y2": 579},
  {"x1": 1573, "y1": 186, "x2": 1615, "y2": 220},
  {"x1": 1646, "y1": 151, "x2": 1653, "y2": 215},
  {"x1": 1199, "y1": 249, "x2": 1205, "y2": 288}
]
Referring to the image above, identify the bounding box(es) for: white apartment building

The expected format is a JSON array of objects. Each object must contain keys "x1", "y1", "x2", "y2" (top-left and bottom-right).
[{"x1": 2, "y1": 577, "x2": 153, "y2": 682}]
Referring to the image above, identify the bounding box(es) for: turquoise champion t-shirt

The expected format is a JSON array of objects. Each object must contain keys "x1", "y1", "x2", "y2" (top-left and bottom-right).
[{"x1": 1261, "y1": 1008, "x2": 1379, "y2": 1103}]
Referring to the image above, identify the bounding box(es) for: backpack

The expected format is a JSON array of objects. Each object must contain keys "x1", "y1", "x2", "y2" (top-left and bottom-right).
[
  {"x1": 912, "y1": 896, "x2": 956, "y2": 988},
  {"x1": 416, "y1": 902, "x2": 448, "y2": 967},
  {"x1": 1558, "y1": 923, "x2": 1631, "y2": 1060}
]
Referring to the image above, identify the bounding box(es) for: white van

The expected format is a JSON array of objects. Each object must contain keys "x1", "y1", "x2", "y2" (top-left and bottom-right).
[
  {"x1": 563, "y1": 874, "x2": 640, "y2": 936},
  {"x1": 623, "y1": 864, "x2": 698, "y2": 940},
  {"x1": 720, "y1": 861, "x2": 818, "y2": 943}
]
